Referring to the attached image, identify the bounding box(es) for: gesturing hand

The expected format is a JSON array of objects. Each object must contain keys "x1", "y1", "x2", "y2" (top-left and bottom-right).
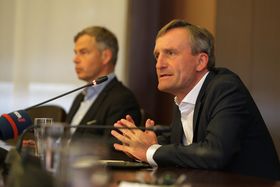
[{"x1": 111, "y1": 115, "x2": 158, "y2": 162}]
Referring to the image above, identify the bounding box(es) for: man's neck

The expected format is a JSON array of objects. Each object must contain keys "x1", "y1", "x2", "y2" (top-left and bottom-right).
[{"x1": 176, "y1": 70, "x2": 209, "y2": 103}]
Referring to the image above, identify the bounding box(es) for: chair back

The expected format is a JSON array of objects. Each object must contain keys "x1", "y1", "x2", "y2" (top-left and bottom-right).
[{"x1": 26, "y1": 105, "x2": 67, "y2": 123}]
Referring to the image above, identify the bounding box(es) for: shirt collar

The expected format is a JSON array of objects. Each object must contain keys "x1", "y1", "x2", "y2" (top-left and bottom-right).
[
  {"x1": 83, "y1": 73, "x2": 115, "y2": 100},
  {"x1": 175, "y1": 72, "x2": 209, "y2": 106}
]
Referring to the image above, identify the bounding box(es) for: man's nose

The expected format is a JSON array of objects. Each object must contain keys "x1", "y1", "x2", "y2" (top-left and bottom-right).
[
  {"x1": 73, "y1": 54, "x2": 80, "y2": 64},
  {"x1": 156, "y1": 54, "x2": 165, "y2": 69}
]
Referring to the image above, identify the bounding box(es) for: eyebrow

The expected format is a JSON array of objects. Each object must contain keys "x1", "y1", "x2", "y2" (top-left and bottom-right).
[{"x1": 74, "y1": 47, "x2": 88, "y2": 53}]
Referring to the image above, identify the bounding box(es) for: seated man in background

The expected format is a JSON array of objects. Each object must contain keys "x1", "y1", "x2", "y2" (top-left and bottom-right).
[
  {"x1": 111, "y1": 19, "x2": 280, "y2": 180},
  {"x1": 67, "y1": 26, "x2": 141, "y2": 159}
]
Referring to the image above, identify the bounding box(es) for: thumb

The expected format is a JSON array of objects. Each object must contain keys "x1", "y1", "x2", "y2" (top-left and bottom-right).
[
  {"x1": 145, "y1": 119, "x2": 155, "y2": 128},
  {"x1": 126, "y1": 115, "x2": 135, "y2": 124}
]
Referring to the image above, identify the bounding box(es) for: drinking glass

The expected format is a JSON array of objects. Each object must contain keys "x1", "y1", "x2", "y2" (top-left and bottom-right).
[
  {"x1": 34, "y1": 118, "x2": 53, "y2": 159},
  {"x1": 42, "y1": 122, "x2": 67, "y2": 174}
]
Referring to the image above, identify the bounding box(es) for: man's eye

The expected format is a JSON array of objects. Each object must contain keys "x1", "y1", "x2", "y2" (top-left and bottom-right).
[
  {"x1": 76, "y1": 50, "x2": 90, "y2": 56},
  {"x1": 167, "y1": 51, "x2": 175, "y2": 56},
  {"x1": 80, "y1": 51, "x2": 89, "y2": 55},
  {"x1": 154, "y1": 53, "x2": 159, "y2": 60}
]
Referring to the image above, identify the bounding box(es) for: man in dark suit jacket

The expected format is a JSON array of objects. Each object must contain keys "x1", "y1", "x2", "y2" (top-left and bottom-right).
[
  {"x1": 111, "y1": 19, "x2": 280, "y2": 180},
  {"x1": 67, "y1": 77, "x2": 141, "y2": 138},
  {"x1": 67, "y1": 26, "x2": 141, "y2": 159}
]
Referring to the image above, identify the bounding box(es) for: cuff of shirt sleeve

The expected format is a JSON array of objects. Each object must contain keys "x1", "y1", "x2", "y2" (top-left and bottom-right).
[{"x1": 146, "y1": 144, "x2": 162, "y2": 167}]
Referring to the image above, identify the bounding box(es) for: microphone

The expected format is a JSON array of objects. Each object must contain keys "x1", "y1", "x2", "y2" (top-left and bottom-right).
[
  {"x1": 0, "y1": 76, "x2": 108, "y2": 141},
  {"x1": 24, "y1": 76, "x2": 108, "y2": 111},
  {"x1": 0, "y1": 110, "x2": 32, "y2": 141}
]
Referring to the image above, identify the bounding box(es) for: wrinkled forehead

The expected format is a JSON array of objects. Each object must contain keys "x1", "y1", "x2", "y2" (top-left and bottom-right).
[{"x1": 154, "y1": 28, "x2": 191, "y2": 50}]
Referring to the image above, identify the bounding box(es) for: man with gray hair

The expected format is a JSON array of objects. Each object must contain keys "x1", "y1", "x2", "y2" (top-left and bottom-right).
[
  {"x1": 67, "y1": 26, "x2": 141, "y2": 159},
  {"x1": 111, "y1": 20, "x2": 280, "y2": 180}
]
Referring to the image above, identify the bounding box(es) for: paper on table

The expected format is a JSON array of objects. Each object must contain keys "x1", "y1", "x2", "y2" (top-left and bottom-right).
[
  {"x1": 98, "y1": 160, "x2": 150, "y2": 168},
  {"x1": 98, "y1": 159, "x2": 126, "y2": 164},
  {"x1": 119, "y1": 181, "x2": 174, "y2": 187},
  {"x1": 0, "y1": 140, "x2": 14, "y2": 151}
]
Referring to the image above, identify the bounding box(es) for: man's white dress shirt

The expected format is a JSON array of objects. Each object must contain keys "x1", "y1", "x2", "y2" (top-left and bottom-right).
[{"x1": 146, "y1": 72, "x2": 209, "y2": 166}]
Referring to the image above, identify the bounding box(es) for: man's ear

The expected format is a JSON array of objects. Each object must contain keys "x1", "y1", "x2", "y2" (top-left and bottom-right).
[
  {"x1": 196, "y1": 52, "x2": 208, "y2": 71},
  {"x1": 101, "y1": 49, "x2": 112, "y2": 65}
]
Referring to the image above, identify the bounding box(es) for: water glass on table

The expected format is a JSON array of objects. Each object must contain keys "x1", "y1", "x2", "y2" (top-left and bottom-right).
[
  {"x1": 33, "y1": 119, "x2": 70, "y2": 176},
  {"x1": 42, "y1": 123, "x2": 67, "y2": 174},
  {"x1": 34, "y1": 118, "x2": 53, "y2": 159}
]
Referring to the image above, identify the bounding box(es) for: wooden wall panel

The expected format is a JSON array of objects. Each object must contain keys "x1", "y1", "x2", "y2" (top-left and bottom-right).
[
  {"x1": 216, "y1": 0, "x2": 280, "y2": 157},
  {"x1": 251, "y1": 0, "x2": 280, "y2": 157},
  {"x1": 215, "y1": 0, "x2": 254, "y2": 89}
]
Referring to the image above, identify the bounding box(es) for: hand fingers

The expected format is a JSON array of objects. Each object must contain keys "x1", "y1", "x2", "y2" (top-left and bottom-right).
[
  {"x1": 113, "y1": 123, "x2": 134, "y2": 138},
  {"x1": 114, "y1": 118, "x2": 139, "y2": 136},
  {"x1": 111, "y1": 129, "x2": 136, "y2": 158},
  {"x1": 120, "y1": 118, "x2": 136, "y2": 128},
  {"x1": 113, "y1": 143, "x2": 139, "y2": 161},
  {"x1": 113, "y1": 143, "x2": 129, "y2": 153},
  {"x1": 111, "y1": 130, "x2": 132, "y2": 145},
  {"x1": 145, "y1": 119, "x2": 155, "y2": 128},
  {"x1": 126, "y1": 115, "x2": 135, "y2": 123}
]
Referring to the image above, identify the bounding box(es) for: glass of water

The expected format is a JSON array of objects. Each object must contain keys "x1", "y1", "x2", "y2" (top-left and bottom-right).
[
  {"x1": 34, "y1": 118, "x2": 53, "y2": 159},
  {"x1": 42, "y1": 122, "x2": 67, "y2": 174}
]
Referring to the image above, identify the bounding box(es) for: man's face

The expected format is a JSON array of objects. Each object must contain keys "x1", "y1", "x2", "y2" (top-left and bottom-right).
[
  {"x1": 73, "y1": 34, "x2": 105, "y2": 82},
  {"x1": 154, "y1": 28, "x2": 204, "y2": 100}
]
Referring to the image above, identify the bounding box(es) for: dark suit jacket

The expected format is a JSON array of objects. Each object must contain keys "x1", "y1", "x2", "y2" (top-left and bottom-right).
[
  {"x1": 155, "y1": 68, "x2": 280, "y2": 180},
  {"x1": 66, "y1": 77, "x2": 141, "y2": 160}
]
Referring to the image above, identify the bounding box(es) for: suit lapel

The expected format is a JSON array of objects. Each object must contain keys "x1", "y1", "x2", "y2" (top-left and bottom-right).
[
  {"x1": 192, "y1": 70, "x2": 216, "y2": 141},
  {"x1": 79, "y1": 89, "x2": 108, "y2": 125},
  {"x1": 171, "y1": 106, "x2": 184, "y2": 144},
  {"x1": 66, "y1": 93, "x2": 84, "y2": 123},
  {"x1": 79, "y1": 78, "x2": 118, "y2": 125}
]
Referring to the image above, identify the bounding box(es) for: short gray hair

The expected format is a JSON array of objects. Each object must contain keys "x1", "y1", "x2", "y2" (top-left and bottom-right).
[
  {"x1": 74, "y1": 26, "x2": 119, "y2": 65},
  {"x1": 157, "y1": 19, "x2": 215, "y2": 70}
]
